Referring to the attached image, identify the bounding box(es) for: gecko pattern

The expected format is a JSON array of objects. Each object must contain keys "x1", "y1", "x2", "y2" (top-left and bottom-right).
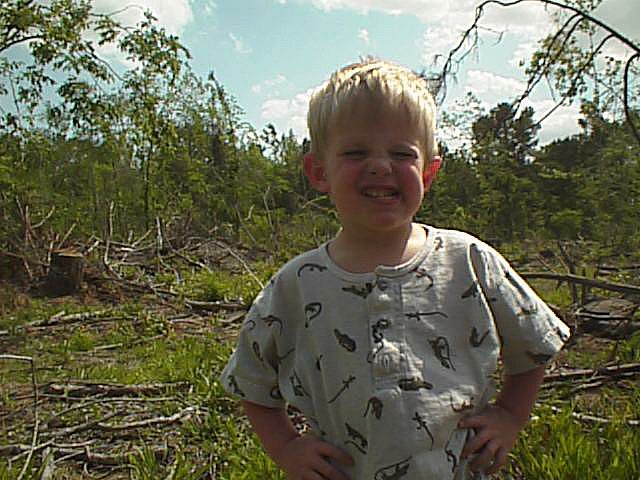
[{"x1": 374, "y1": 456, "x2": 412, "y2": 480}]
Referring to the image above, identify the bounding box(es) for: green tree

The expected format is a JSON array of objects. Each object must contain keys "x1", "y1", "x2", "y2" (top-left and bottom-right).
[
  {"x1": 0, "y1": 0, "x2": 124, "y2": 132},
  {"x1": 471, "y1": 103, "x2": 542, "y2": 241}
]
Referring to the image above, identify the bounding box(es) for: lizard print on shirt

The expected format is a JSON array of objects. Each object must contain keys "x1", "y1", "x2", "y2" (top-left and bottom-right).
[
  {"x1": 334, "y1": 329, "x2": 357, "y2": 352},
  {"x1": 445, "y1": 438, "x2": 457, "y2": 473},
  {"x1": 398, "y1": 376, "x2": 433, "y2": 392},
  {"x1": 504, "y1": 268, "x2": 528, "y2": 297},
  {"x1": 275, "y1": 347, "x2": 294, "y2": 364},
  {"x1": 270, "y1": 385, "x2": 282, "y2": 400},
  {"x1": 363, "y1": 396, "x2": 383, "y2": 419},
  {"x1": 374, "y1": 456, "x2": 412, "y2": 480},
  {"x1": 469, "y1": 327, "x2": 490, "y2": 347},
  {"x1": 345, "y1": 422, "x2": 368, "y2": 454},
  {"x1": 244, "y1": 318, "x2": 257, "y2": 331},
  {"x1": 290, "y1": 370, "x2": 309, "y2": 397},
  {"x1": 405, "y1": 311, "x2": 448, "y2": 322},
  {"x1": 261, "y1": 315, "x2": 283, "y2": 335},
  {"x1": 297, "y1": 263, "x2": 328, "y2": 277},
  {"x1": 227, "y1": 375, "x2": 245, "y2": 397},
  {"x1": 412, "y1": 268, "x2": 434, "y2": 291},
  {"x1": 251, "y1": 341, "x2": 264, "y2": 363},
  {"x1": 328, "y1": 374, "x2": 356, "y2": 403},
  {"x1": 304, "y1": 302, "x2": 322, "y2": 327},
  {"x1": 412, "y1": 411, "x2": 435, "y2": 450},
  {"x1": 367, "y1": 318, "x2": 390, "y2": 363},
  {"x1": 428, "y1": 336, "x2": 455, "y2": 370},
  {"x1": 556, "y1": 326, "x2": 570, "y2": 342},
  {"x1": 342, "y1": 283, "x2": 374, "y2": 298}
]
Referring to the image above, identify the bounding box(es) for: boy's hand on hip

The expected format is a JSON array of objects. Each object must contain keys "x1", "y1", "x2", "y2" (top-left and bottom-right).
[
  {"x1": 276, "y1": 434, "x2": 354, "y2": 480},
  {"x1": 458, "y1": 404, "x2": 522, "y2": 475}
]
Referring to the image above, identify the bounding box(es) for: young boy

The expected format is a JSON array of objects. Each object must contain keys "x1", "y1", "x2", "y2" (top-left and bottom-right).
[{"x1": 220, "y1": 58, "x2": 570, "y2": 479}]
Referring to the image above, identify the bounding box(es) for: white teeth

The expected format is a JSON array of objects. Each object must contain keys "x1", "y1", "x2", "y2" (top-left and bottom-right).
[{"x1": 363, "y1": 189, "x2": 397, "y2": 198}]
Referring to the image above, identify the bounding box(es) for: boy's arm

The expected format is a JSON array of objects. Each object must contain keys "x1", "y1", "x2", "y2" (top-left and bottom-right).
[
  {"x1": 459, "y1": 365, "x2": 546, "y2": 475},
  {"x1": 241, "y1": 400, "x2": 354, "y2": 480}
]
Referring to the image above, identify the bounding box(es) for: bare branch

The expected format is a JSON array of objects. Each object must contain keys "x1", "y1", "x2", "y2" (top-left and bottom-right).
[
  {"x1": 511, "y1": 13, "x2": 586, "y2": 113},
  {"x1": 437, "y1": 0, "x2": 640, "y2": 144},
  {"x1": 623, "y1": 53, "x2": 640, "y2": 144},
  {"x1": 534, "y1": 33, "x2": 614, "y2": 126}
]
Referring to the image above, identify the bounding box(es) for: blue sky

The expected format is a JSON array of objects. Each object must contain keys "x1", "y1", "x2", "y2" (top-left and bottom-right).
[{"x1": 12, "y1": 0, "x2": 640, "y2": 146}]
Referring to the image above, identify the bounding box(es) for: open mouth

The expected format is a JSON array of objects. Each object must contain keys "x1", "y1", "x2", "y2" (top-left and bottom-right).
[{"x1": 362, "y1": 188, "x2": 398, "y2": 199}]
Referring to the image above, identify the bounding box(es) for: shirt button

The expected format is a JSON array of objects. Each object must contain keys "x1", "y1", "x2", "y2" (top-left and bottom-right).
[
  {"x1": 369, "y1": 292, "x2": 393, "y2": 311},
  {"x1": 376, "y1": 278, "x2": 388, "y2": 291}
]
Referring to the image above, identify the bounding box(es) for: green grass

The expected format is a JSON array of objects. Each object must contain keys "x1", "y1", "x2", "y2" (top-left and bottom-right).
[
  {"x1": 512, "y1": 404, "x2": 640, "y2": 479},
  {"x1": 2, "y1": 251, "x2": 639, "y2": 479}
]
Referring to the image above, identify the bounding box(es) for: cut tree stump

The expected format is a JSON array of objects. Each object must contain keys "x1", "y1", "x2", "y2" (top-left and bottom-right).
[{"x1": 46, "y1": 249, "x2": 84, "y2": 295}]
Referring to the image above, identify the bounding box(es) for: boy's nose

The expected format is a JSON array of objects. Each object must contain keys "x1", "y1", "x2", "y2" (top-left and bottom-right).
[{"x1": 367, "y1": 155, "x2": 392, "y2": 176}]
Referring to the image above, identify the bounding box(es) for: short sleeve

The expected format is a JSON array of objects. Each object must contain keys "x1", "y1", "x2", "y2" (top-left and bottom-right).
[
  {"x1": 470, "y1": 243, "x2": 570, "y2": 375},
  {"x1": 219, "y1": 282, "x2": 286, "y2": 408}
]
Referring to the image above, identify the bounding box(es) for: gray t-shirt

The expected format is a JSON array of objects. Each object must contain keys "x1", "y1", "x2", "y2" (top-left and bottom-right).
[{"x1": 220, "y1": 226, "x2": 570, "y2": 479}]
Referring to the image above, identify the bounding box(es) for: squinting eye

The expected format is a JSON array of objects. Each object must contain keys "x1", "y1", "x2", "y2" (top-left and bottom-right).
[
  {"x1": 392, "y1": 151, "x2": 415, "y2": 159},
  {"x1": 343, "y1": 150, "x2": 366, "y2": 158}
]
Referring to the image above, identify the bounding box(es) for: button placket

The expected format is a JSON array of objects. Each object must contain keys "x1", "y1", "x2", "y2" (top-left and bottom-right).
[{"x1": 368, "y1": 278, "x2": 407, "y2": 385}]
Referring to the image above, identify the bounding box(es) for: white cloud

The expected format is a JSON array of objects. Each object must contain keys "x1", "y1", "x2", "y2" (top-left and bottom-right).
[
  {"x1": 522, "y1": 98, "x2": 582, "y2": 144},
  {"x1": 229, "y1": 33, "x2": 253, "y2": 54},
  {"x1": 420, "y1": 24, "x2": 473, "y2": 67},
  {"x1": 465, "y1": 70, "x2": 525, "y2": 103},
  {"x1": 260, "y1": 88, "x2": 315, "y2": 137},
  {"x1": 594, "y1": 0, "x2": 640, "y2": 41},
  {"x1": 600, "y1": 36, "x2": 636, "y2": 62},
  {"x1": 509, "y1": 40, "x2": 539, "y2": 68},
  {"x1": 93, "y1": 0, "x2": 193, "y2": 36},
  {"x1": 203, "y1": 1, "x2": 218, "y2": 16},
  {"x1": 251, "y1": 74, "x2": 288, "y2": 96},
  {"x1": 305, "y1": 0, "x2": 554, "y2": 32},
  {"x1": 90, "y1": 0, "x2": 193, "y2": 68},
  {"x1": 300, "y1": 0, "x2": 558, "y2": 68},
  {"x1": 358, "y1": 28, "x2": 371, "y2": 45}
]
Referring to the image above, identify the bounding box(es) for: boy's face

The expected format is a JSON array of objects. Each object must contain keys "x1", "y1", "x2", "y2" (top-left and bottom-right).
[{"x1": 304, "y1": 101, "x2": 440, "y2": 238}]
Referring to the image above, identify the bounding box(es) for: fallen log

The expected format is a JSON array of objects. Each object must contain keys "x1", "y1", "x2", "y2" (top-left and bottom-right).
[
  {"x1": 42, "y1": 381, "x2": 190, "y2": 398},
  {"x1": 521, "y1": 272, "x2": 640, "y2": 296},
  {"x1": 544, "y1": 362, "x2": 640, "y2": 382}
]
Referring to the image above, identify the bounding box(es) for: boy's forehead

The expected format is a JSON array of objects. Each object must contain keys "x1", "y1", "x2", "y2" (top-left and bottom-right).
[
  {"x1": 333, "y1": 97, "x2": 412, "y2": 128},
  {"x1": 326, "y1": 108, "x2": 425, "y2": 154},
  {"x1": 330, "y1": 99, "x2": 417, "y2": 132}
]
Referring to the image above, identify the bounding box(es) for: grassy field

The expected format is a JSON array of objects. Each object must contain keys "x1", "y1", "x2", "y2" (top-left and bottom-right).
[{"x1": 1, "y1": 247, "x2": 639, "y2": 479}]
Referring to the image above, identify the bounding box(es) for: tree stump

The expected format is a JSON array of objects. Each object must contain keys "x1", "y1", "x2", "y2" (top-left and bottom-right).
[{"x1": 46, "y1": 250, "x2": 84, "y2": 295}]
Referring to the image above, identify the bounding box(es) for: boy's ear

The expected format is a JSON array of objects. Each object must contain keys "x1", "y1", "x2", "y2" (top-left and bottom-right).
[
  {"x1": 422, "y1": 156, "x2": 442, "y2": 191},
  {"x1": 303, "y1": 153, "x2": 330, "y2": 193}
]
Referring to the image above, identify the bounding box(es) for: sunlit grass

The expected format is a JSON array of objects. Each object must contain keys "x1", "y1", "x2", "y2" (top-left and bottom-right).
[
  {"x1": 512, "y1": 404, "x2": 640, "y2": 479},
  {"x1": 2, "y1": 257, "x2": 639, "y2": 479}
]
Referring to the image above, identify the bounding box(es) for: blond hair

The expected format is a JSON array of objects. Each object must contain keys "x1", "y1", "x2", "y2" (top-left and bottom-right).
[{"x1": 307, "y1": 58, "x2": 438, "y2": 161}]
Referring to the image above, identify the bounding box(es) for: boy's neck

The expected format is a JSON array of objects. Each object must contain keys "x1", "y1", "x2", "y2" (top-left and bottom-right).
[{"x1": 328, "y1": 223, "x2": 427, "y2": 273}]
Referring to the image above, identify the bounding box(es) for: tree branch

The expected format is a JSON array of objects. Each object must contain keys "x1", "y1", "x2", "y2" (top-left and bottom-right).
[
  {"x1": 521, "y1": 271, "x2": 640, "y2": 296},
  {"x1": 623, "y1": 53, "x2": 640, "y2": 144},
  {"x1": 437, "y1": 0, "x2": 640, "y2": 144}
]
